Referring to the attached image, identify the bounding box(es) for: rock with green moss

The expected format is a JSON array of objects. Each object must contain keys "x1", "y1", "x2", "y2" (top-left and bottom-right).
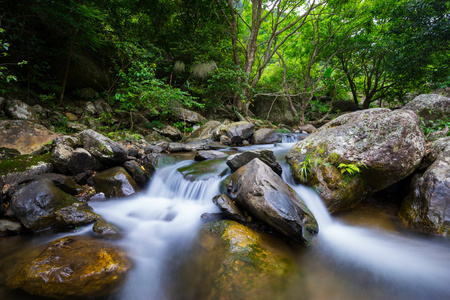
[
  {"x1": 403, "y1": 94, "x2": 450, "y2": 123},
  {"x1": 93, "y1": 167, "x2": 140, "y2": 198},
  {"x1": 181, "y1": 220, "x2": 300, "y2": 300},
  {"x1": 221, "y1": 158, "x2": 318, "y2": 245},
  {"x1": 398, "y1": 137, "x2": 450, "y2": 235},
  {"x1": 6, "y1": 235, "x2": 132, "y2": 299},
  {"x1": 79, "y1": 129, "x2": 128, "y2": 165},
  {"x1": 93, "y1": 218, "x2": 122, "y2": 239},
  {"x1": 186, "y1": 120, "x2": 222, "y2": 142},
  {"x1": 287, "y1": 109, "x2": 426, "y2": 213},
  {"x1": 10, "y1": 179, "x2": 76, "y2": 231},
  {"x1": 178, "y1": 159, "x2": 229, "y2": 181},
  {"x1": 0, "y1": 154, "x2": 53, "y2": 188}
]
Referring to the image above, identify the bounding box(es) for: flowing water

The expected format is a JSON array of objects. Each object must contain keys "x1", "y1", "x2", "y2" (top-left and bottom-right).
[{"x1": 1, "y1": 138, "x2": 450, "y2": 300}]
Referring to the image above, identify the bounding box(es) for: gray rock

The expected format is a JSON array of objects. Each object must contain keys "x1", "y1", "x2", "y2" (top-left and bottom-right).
[
  {"x1": 10, "y1": 179, "x2": 76, "y2": 231},
  {"x1": 155, "y1": 125, "x2": 182, "y2": 140},
  {"x1": 5, "y1": 99, "x2": 40, "y2": 123},
  {"x1": 174, "y1": 108, "x2": 207, "y2": 123},
  {"x1": 251, "y1": 128, "x2": 281, "y2": 144},
  {"x1": 186, "y1": 120, "x2": 222, "y2": 142},
  {"x1": 195, "y1": 150, "x2": 228, "y2": 161},
  {"x1": 93, "y1": 167, "x2": 140, "y2": 198},
  {"x1": 403, "y1": 94, "x2": 450, "y2": 122},
  {"x1": 93, "y1": 218, "x2": 122, "y2": 239},
  {"x1": 51, "y1": 144, "x2": 102, "y2": 175},
  {"x1": 79, "y1": 129, "x2": 128, "y2": 165},
  {"x1": 0, "y1": 219, "x2": 22, "y2": 235},
  {"x1": 226, "y1": 149, "x2": 282, "y2": 176},
  {"x1": 93, "y1": 99, "x2": 113, "y2": 116},
  {"x1": 287, "y1": 108, "x2": 426, "y2": 213},
  {"x1": 221, "y1": 159, "x2": 318, "y2": 245},
  {"x1": 398, "y1": 137, "x2": 450, "y2": 235},
  {"x1": 212, "y1": 194, "x2": 247, "y2": 223},
  {"x1": 55, "y1": 202, "x2": 100, "y2": 228},
  {"x1": 84, "y1": 101, "x2": 97, "y2": 115},
  {"x1": 219, "y1": 121, "x2": 255, "y2": 144},
  {"x1": 1, "y1": 154, "x2": 54, "y2": 188},
  {"x1": 167, "y1": 142, "x2": 192, "y2": 152},
  {"x1": 186, "y1": 138, "x2": 225, "y2": 151}
]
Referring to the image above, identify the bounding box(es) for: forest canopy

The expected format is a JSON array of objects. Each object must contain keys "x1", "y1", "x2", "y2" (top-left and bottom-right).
[{"x1": 1, "y1": 0, "x2": 449, "y2": 124}]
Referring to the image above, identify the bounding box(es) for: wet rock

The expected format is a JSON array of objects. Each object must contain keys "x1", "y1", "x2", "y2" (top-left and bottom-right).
[
  {"x1": 178, "y1": 159, "x2": 229, "y2": 181},
  {"x1": 287, "y1": 109, "x2": 426, "y2": 213},
  {"x1": 93, "y1": 218, "x2": 122, "y2": 239},
  {"x1": 4, "y1": 99, "x2": 40, "y2": 123},
  {"x1": 194, "y1": 150, "x2": 228, "y2": 161},
  {"x1": 218, "y1": 121, "x2": 255, "y2": 144},
  {"x1": 93, "y1": 167, "x2": 140, "y2": 198},
  {"x1": 168, "y1": 142, "x2": 192, "y2": 152},
  {"x1": 398, "y1": 137, "x2": 450, "y2": 235},
  {"x1": 403, "y1": 94, "x2": 450, "y2": 123},
  {"x1": 55, "y1": 202, "x2": 100, "y2": 229},
  {"x1": 10, "y1": 179, "x2": 76, "y2": 231},
  {"x1": 222, "y1": 159, "x2": 318, "y2": 245},
  {"x1": 51, "y1": 144, "x2": 103, "y2": 175},
  {"x1": 0, "y1": 120, "x2": 58, "y2": 155},
  {"x1": 123, "y1": 160, "x2": 149, "y2": 188},
  {"x1": 212, "y1": 194, "x2": 247, "y2": 223},
  {"x1": 127, "y1": 145, "x2": 139, "y2": 157},
  {"x1": 6, "y1": 235, "x2": 132, "y2": 299},
  {"x1": 0, "y1": 219, "x2": 22, "y2": 235},
  {"x1": 0, "y1": 154, "x2": 53, "y2": 188},
  {"x1": 187, "y1": 138, "x2": 225, "y2": 151},
  {"x1": 251, "y1": 128, "x2": 281, "y2": 144},
  {"x1": 226, "y1": 149, "x2": 282, "y2": 176},
  {"x1": 79, "y1": 129, "x2": 128, "y2": 165},
  {"x1": 186, "y1": 120, "x2": 222, "y2": 142},
  {"x1": 29, "y1": 173, "x2": 78, "y2": 195},
  {"x1": 144, "y1": 153, "x2": 176, "y2": 170}
]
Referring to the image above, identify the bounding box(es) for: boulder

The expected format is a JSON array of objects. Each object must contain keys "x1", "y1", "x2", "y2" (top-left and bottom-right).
[
  {"x1": 398, "y1": 137, "x2": 450, "y2": 235},
  {"x1": 212, "y1": 194, "x2": 247, "y2": 223},
  {"x1": 168, "y1": 142, "x2": 192, "y2": 152},
  {"x1": 286, "y1": 108, "x2": 426, "y2": 213},
  {"x1": 194, "y1": 150, "x2": 228, "y2": 161},
  {"x1": 174, "y1": 108, "x2": 207, "y2": 123},
  {"x1": 4, "y1": 99, "x2": 40, "y2": 123},
  {"x1": 55, "y1": 202, "x2": 100, "y2": 229},
  {"x1": 93, "y1": 99, "x2": 113, "y2": 116},
  {"x1": 51, "y1": 144, "x2": 103, "y2": 175},
  {"x1": 123, "y1": 160, "x2": 149, "y2": 188},
  {"x1": 403, "y1": 94, "x2": 450, "y2": 122},
  {"x1": 6, "y1": 235, "x2": 132, "y2": 299},
  {"x1": 187, "y1": 139, "x2": 225, "y2": 151},
  {"x1": 186, "y1": 120, "x2": 222, "y2": 142},
  {"x1": 221, "y1": 159, "x2": 318, "y2": 244},
  {"x1": 226, "y1": 149, "x2": 282, "y2": 176},
  {"x1": 28, "y1": 173, "x2": 78, "y2": 195},
  {"x1": 10, "y1": 179, "x2": 76, "y2": 231},
  {"x1": 251, "y1": 128, "x2": 281, "y2": 144},
  {"x1": 93, "y1": 167, "x2": 140, "y2": 198},
  {"x1": 155, "y1": 125, "x2": 182, "y2": 140},
  {"x1": 79, "y1": 129, "x2": 128, "y2": 165},
  {"x1": 298, "y1": 124, "x2": 317, "y2": 134},
  {"x1": 0, "y1": 120, "x2": 58, "y2": 154},
  {"x1": 218, "y1": 121, "x2": 255, "y2": 144}
]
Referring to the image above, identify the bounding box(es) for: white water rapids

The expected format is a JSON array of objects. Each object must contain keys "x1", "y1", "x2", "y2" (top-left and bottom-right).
[{"x1": 88, "y1": 140, "x2": 450, "y2": 300}]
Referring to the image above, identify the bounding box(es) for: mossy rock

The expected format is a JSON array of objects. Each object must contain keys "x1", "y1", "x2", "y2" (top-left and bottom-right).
[
  {"x1": 93, "y1": 166, "x2": 140, "y2": 198},
  {"x1": 0, "y1": 153, "x2": 53, "y2": 185}
]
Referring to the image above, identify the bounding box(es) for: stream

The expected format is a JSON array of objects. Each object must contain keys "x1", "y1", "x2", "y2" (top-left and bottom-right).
[{"x1": 1, "y1": 136, "x2": 450, "y2": 299}]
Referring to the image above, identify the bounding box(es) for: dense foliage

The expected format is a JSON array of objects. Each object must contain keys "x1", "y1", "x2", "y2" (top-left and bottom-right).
[{"x1": 1, "y1": 0, "x2": 449, "y2": 125}]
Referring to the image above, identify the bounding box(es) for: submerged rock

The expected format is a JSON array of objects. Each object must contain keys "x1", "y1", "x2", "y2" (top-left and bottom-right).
[
  {"x1": 222, "y1": 158, "x2": 318, "y2": 245},
  {"x1": 6, "y1": 235, "x2": 132, "y2": 299},
  {"x1": 178, "y1": 159, "x2": 229, "y2": 181},
  {"x1": 93, "y1": 167, "x2": 140, "y2": 198},
  {"x1": 398, "y1": 137, "x2": 450, "y2": 235},
  {"x1": 287, "y1": 109, "x2": 426, "y2": 213},
  {"x1": 177, "y1": 220, "x2": 300, "y2": 300}
]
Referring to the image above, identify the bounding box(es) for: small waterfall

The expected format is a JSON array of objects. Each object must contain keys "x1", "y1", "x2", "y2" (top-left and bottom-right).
[
  {"x1": 280, "y1": 133, "x2": 307, "y2": 143},
  {"x1": 291, "y1": 183, "x2": 450, "y2": 300},
  {"x1": 90, "y1": 161, "x2": 222, "y2": 300}
]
